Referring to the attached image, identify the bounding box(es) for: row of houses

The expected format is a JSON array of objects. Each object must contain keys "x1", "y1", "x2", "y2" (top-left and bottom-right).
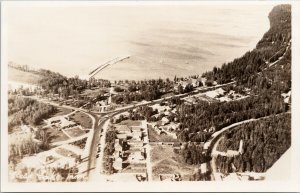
[
  {"x1": 112, "y1": 125, "x2": 148, "y2": 173},
  {"x1": 174, "y1": 78, "x2": 206, "y2": 91}
]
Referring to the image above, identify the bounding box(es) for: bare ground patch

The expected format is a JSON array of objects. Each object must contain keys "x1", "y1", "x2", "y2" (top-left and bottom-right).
[{"x1": 150, "y1": 145, "x2": 195, "y2": 181}]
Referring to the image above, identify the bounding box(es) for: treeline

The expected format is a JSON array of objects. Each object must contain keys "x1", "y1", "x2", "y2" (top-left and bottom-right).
[
  {"x1": 112, "y1": 78, "x2": 174, "y2": 104},
  {"x1": 103, "y1": 129, "x2": 117, "y2": 174},
  {"x1": 112, "y1": 84, "x2": 161, "y2": 104},
  {"x1": 8, "y1": 97, "x2": 56, "y2": 132},
  {"x1": 180, "y1": 143, "x2": 211, "y2": 165},
  {"x1": 175, "y1": 93, "x2": 288, "y2": 142},
  {"x1": 38, "y1": 70, "x2": 110, "y2": 99},
  {"x1": 9, "y1": 134, "x2": 40, "y2": 158},
  {"x1": 215, "y1": 113, "x2": 291, "y2": 174},
  {"x1": 8, "y1": 61, "x2": 40, "y2": 74},
  {"x1": 115, "y1": 78, "x2": 174, "y2": 93},
  {"x1": 189, "y1": 169, "x2": 212, "y2": 181}
]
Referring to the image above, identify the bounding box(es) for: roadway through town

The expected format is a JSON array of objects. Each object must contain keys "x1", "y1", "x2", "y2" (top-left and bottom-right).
[{"x1": 22, "y1": 81, "x2": 238, "y2": 182}]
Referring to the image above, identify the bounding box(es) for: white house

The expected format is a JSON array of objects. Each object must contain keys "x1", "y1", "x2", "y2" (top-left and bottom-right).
[{"x1": 161, "y1": 117, "x2": 170, "y2": 126}]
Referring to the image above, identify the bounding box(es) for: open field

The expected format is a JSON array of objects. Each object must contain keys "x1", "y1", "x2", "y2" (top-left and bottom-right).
[
  {"x1": 81, "y1": 87, "x2": 109, "y2": 97},
  {"x1": 70, "y1": 112, "x2": 92, "y2": 129},
  {"x1": 121, "y1": 166, "x2": 147, "y2": 174},
  {"x1": 55, "y1": 147, "x2": 78, "y2": 158},
  {"x1": 48, "y1": 129, "x2": 69, "y2": 143},
  {"x1": 64, "y1": 127, "x2": 87, "y2": 138},
  {"x1": 8, "y1": 67, "x2": 42, "y2": 84},
  {"x1": 183, "y1": 93, "x2": 219, "y2": 104},
  {"x1": 148, "y1": 128, "x2": 179, "y2": 142},
  {"x1": 52, "y1": 107, "x2": 73, "y2": 117},
  {"x1": 151, "y1": 145, "x2": 195, "y2": 181},
  {"x1": 119, "y1": 120, "x2": 141, "y2": 127}
]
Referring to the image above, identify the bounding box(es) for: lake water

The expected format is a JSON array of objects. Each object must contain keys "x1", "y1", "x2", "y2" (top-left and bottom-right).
[{"x1": 6, "y1": 4, "x2": 274, "y2": 80}]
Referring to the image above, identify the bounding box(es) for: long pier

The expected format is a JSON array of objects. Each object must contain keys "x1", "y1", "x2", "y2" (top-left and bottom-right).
[{"x1": 89, "y1": 55, "x2": 130, "y2": 78}]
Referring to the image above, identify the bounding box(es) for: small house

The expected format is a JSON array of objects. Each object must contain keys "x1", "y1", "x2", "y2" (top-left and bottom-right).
[
  {"x1": 116, "y1": 125, "x2": 131, "y2": 134},
  {"x1": 161, "y1": 117, "x2": 170, "y2": 126},
  {"x1": 113, "y1": 157, "x2": 123, "y2": 171}
]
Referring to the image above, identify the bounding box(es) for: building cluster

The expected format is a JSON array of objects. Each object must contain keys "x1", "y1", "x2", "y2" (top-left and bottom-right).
[
  {"x1": 174, "y1": 77, "x2": 206, "y2": 92},
  {"x1": 45, "y1": 116, "x2": 79, "y2": 130},
  {"x1": 152, "y1": 122, "x2": 179, "y2": 139},
  {"x1": 111, "y1": 124, "x2": 149, "y2": 176},
  {"x1": 149, "y1": 103, "x2": 179, "y2": 139},
  {"x1": 158, "y1": 173, "x2": 182, "y2": 181}
]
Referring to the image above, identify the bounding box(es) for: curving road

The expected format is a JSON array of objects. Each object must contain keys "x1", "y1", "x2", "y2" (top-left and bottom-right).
[
  {"x1": 206, "y1": 112, "x2": 290, "y2": 180},
  {"x1": 22, "y1": 81, "x2": 237, "y2": 181}
]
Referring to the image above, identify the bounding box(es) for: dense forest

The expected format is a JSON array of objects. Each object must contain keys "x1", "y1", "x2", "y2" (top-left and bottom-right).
[
  {"x1": 173, "y1": 4, "x2": 291, "y2": 141},
  {"x1": 174, "y1": 93, "x2": 288, "y2": 142},
  {"x1": 215, "y1": 113, "x2": 290, "y2": 174},
  {"x1": 171, "y1": 5, "x2": 292, "y2": 171},
  {"x1": 103, "y1": 129, "x2": 118, "y2": 174},
  {"x1": 37, "y1": 70, "x2": 110, "y2": 99},
  {"x1": 8, "y1": 96, "x2": 56, "y2": 132}
]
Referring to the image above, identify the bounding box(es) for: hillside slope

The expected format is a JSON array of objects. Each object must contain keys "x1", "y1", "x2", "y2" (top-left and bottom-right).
[
  {"x1": 203, "y1": 4, "x2": 291, "y2": 96},
  {"x1": 203, "y1": 4, "x2": 292, "y2": 177},
  {"x1": 8, "y1": 67, "x2": 43, "y2": 85}
]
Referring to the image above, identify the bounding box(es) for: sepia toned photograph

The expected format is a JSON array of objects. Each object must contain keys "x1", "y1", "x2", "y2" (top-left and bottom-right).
[{"x1": 1, "y1": 0, "x2": 300, "y2": 192}]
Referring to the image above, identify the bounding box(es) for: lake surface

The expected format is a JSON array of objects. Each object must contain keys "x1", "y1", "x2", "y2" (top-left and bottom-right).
[{"x1": 6, "y1": 4, "x2": 274, "y2": 80}]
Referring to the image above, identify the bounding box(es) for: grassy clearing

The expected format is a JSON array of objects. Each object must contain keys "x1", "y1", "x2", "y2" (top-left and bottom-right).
[
  {"x1": 150, "y1": 145, "x2": 195, "y2": 181},
  {"x1": 8, "y1": 67, "x2": 42, "y2": 84},
  {"x1": 55, "y1": 148, "x2": 78, "y2": 158},
  {"x1": 82, "y1": 88, "x2": 109, "y2": 98},
  {"x1": 70, "y1": 112, "x2": 92, "y2": 129},
  {"x1": 48, "y1": 129, "x2": 69, "y2": 143},
  {"x1": 119, "y1": 120, "x2": 141, "y2": 127},
  {"x1": 64, "y1": 127, "x2": 87, "y2": 138},
  {"x1": 121, "y1": 167, "x2": 147, "y2": 173},
  {"x1": 52, "y1": 107, "x2": 73, "y2": 117},
  {"x1": 148, "y1": 128, "x2": 179, "y2": 142}
]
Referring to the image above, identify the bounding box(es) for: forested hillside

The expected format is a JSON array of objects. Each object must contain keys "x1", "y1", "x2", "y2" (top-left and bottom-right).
[
  {"x1": 203, "y1": 5, "x2": 291, "y2": 176},
  {"x1": 176, "y1": 4, "x2": 291, "y2": 139},
  {"x1": 8, "y1": 96, "x2": 56, "y2": 133},
  {"x1": 203, "y1": 4, "x2": 291, "y2": 96},
  {"x1": 215, "y1": 113, "x2": 291, "y2": 173}
]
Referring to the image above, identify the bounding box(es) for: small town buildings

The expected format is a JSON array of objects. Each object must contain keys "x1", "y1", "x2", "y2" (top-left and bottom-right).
[
  {"x1": 127, "y1": 151, "x2": 145, "y2": 164},
  {"x1": 61, "y1": 119, "x2": 77, "y2": 129},
  {"x1": 174, "y1": 78, "x2": 202, "y2": 91},
  {"x1": 46, "y1": 116, "x2": 77, "y2": 129},
  {"x1": 114, "y1": 139, "x2": 123, "y2": 152},
  {"x1": 200, "y1": 163, "x2": 208, "y2": 174},
  {"x1": 113, "y1": 157, "x2": 123, "y2": 171},
  {"x1": 161, "y1": 117, "x2": 170, "y2": 126},
  {"x1": 116, "y1": 125, "x2": 131, "y2": 134},
  {"x1": 116, "y1": 134, "x2": 128, "y2": 141},
  {"x1": 132, "y1": 130, "x2": 142, "y2": 140},
  {"x1": 127, "y1": 141, "x2": 144, "y2": 149},
  {"x1": 173, "y1": 142, "x2": 182, "y2": 150}
]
